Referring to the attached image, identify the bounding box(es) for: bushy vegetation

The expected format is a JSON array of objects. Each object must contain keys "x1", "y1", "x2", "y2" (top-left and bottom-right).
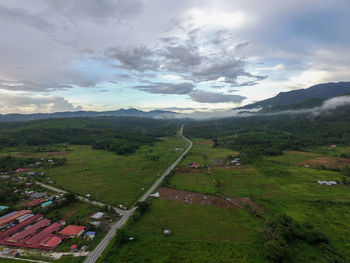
[
  {"x1": 185, "y1": 105, "x2": 350, "y2": 162},
  {"x1": 0, "y1": 117, "x2": 180, "y2": 155},
  {"x1": 262, "y1": 214, "x2": 331, "y2": 262}
]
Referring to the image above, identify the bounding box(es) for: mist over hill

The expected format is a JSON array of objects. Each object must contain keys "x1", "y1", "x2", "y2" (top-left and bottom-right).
[{"x1": 240, "y1": 82, "x2": 350, "y2": 110}]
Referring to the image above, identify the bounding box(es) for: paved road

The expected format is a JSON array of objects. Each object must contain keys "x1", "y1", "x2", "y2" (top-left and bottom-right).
[{"x1": 84, "y1": 125, "x2": 192, "y2": 263}]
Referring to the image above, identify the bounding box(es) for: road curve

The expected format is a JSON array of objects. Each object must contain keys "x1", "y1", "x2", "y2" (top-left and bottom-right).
[{"x1": 84, "y1": 125, "x2": 192, "y2": 263}]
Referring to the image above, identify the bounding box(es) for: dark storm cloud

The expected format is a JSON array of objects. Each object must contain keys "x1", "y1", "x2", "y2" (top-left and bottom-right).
[
  {"x1": 188, "y1": 90, "x2": 246, "y2": 103},
  {"x1": 192, "y1": 59, "x2": 247, "y2": 83},
  {"x1": 134, "y1": 82, "x2": 195, "y2": 94},
  {"x1": 104, "y1": 28, "x2": 265, "y2": 86},
  {"x1": 105, "y1": 46, "x2": 159, "y2": 71},
  {"x1": 161, "y1": 44, "x2": 203, "y2": 71}
]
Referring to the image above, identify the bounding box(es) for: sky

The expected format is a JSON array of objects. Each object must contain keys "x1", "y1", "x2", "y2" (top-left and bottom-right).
[{"x1": 0, "y1": 0, "x2": 349, "y2": 114}]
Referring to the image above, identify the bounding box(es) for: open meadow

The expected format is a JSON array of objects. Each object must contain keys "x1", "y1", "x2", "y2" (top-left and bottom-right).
[
  {"x1": 0, "y1": 137, "x2": 186, "y2": 207},
  {"x1": 99, "y1": 139, "x2": 350, "y2": 262}
]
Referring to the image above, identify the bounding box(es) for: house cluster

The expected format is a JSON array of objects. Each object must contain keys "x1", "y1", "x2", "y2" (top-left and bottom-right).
[
  {"x1": 89, "y1": 211, "x2": 106, "y2": 228},
  {"x1": 317, "y1": 180, "x2": 338, "y2": 186},
  {"x1": 0, "y1": 210, "x2": 89, "y2": 251},
  {"x1": 231, "y1": 157, "x2": 241, "y2": 166},
  {"x1": 27, "y1": 191, "x2": 66, "y2": 209},
  {"x1": 0, "y1": 162, "x2": 46, "y2": 184}
]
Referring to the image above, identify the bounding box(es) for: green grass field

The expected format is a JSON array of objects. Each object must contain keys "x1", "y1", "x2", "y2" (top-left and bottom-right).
[
  {"x1": 99, "y1": 199, "x2": 267, "y2": 263},
  {"x1": 100, "y1": 143, "x2": 350, "y2": 262},
  {"x1": 169, "y1": 172, "x2": 217, "y2": 195},
  {"x1": 42, "y1": 137, "x2": 186, "y2": 207},
  {"x1": 182, "y1": 139, "x2": 238, "y2": 166}
]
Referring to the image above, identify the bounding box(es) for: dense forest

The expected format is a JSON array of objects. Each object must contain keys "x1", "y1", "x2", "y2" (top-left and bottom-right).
[{"x1": 0, "y1": 117, "x2": 181, "y2": 155}]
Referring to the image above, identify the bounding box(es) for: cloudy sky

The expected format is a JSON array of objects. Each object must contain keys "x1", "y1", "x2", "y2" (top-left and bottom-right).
[{"x1": 0, "y1": 0, "x2": 349, "y2": 114}]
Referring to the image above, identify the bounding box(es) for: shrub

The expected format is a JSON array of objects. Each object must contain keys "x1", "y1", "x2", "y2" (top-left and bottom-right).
[{"x1": 263, "y1": 237, "x2": 290, "y2": 261}]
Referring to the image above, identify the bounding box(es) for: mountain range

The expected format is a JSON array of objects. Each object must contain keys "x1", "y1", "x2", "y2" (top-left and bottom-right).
[
  {"x1": 240, "y1": 81, "x2": 350, "y2": 109},
  {"x1": 1, "y1": 81, "x2": 350, "y2": 122},
  {"x1": 0, "y1": 108, "x2": 176, "y2": 122}
]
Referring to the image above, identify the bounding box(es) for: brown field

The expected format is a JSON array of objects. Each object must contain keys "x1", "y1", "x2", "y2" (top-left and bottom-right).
[
  {"x1": 194, "y1": 141, "x2": 214, "y2": 146},
  {"x1": 157, "y1": 187, "x2": 262, "y2": 211},
  {"x1": 301, "y1": 156, "x2": 350, "y2": 168}
]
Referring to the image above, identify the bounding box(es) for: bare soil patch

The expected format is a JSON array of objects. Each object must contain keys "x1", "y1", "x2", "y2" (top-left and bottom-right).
[
  {"x1": 158, "y1": 187, "x2": 262, "y2": 211},
  {"x1": 301, "y1": 156, "x2": 350, "y2": 168}
]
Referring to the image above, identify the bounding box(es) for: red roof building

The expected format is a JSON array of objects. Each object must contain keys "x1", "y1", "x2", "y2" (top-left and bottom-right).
[
  {"x1": 0, "y1": 214, "x2": 42, "y2": 240},
  {"x1": 15, "y1": 168, "x2": 31, "y2": 173},
  {"x1": 25, "y1": 223, "x2": 61, "y2": 245},
  {"x1": 41, "y1": 236, "x2": 62, "y2": 248},
  {"x1": 7, "y1": 219, "x2": 50, "y2": 243},
  {"x1": 59, "y1": 225, "x2": 85, "y2": 238},
  {"x1": 70, "y1": 244, "x2": 78, "y2": 250},
  {"x1": 190, "y1": 163, "x2": 201, "y2": 168}
]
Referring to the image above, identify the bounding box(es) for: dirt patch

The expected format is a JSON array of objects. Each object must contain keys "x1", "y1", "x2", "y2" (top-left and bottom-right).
[
  {"x1": 175, "y1": 166, "x2": 206, "y2": 174},
  {"x1": 194, "y1": 140, "x2": 214, "y2": 146},
  {"x1": 301, "y1": 156, "x2": 350, "y2": 168},
  {"x1": 48, "y1": 151, "x2": 68, "y2": 157},
  {"x1": 158, "y1": 187, "x2": 263, "y2": 211}
]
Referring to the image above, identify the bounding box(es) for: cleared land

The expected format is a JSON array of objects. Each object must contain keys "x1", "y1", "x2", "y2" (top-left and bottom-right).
[{"x1": 300, "y1": 155, "x2": 350, "y2": 168}]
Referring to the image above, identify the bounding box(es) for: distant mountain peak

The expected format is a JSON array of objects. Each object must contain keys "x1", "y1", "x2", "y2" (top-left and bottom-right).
[{"x1": 240, "y1": 81, "x2": 350, "y2": 109}]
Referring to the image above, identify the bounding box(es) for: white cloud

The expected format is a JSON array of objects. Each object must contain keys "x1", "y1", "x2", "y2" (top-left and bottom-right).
[{"x1": 0, "y1": 93, "x2": 81, "y2": 114}]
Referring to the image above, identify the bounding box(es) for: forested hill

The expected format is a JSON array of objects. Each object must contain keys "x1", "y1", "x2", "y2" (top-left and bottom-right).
[
  {"x1": 0, "y1": 108, "x2": 176, "y2": 123},
  {"x1": 0, "y1": 117, "x2": 180, "y2": 155},
  {"x1": 184, "y1": 104, "x2": 350, "y2": 161},
  {"x1": 241, "y1": 81, "x2": 350, "y2": 109}
]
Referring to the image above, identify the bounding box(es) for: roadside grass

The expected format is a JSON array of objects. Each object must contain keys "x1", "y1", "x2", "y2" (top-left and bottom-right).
[
  {"x1": 182, "y1": 139, "x2": 238, "y2": 166},
  {"x1": 100, "y1": 199, "x2": 267, "y2": 263},
  {"x1": 31, "y1": 137, "x2": 186, "y2": 207}
]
